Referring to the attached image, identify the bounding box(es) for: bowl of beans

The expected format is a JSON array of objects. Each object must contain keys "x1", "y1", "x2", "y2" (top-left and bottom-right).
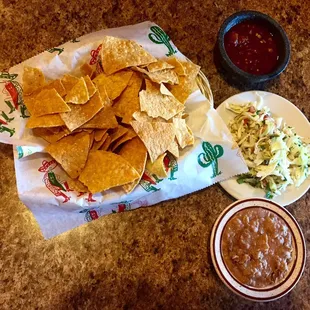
[
  {"x1": 210, "y1": 198, "x2": 306, "y2": 301},
  {"x1": 217, "y1": 11, "x2": 290, "y2": 85}
]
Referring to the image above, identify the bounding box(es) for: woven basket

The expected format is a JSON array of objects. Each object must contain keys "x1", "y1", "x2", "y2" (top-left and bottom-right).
[
  {"x1": 185, "y1": 57, "x2": 213, "y2": 108},
  {"x1": 196, "y1": 70, "x2": 214, "y2": 108}
]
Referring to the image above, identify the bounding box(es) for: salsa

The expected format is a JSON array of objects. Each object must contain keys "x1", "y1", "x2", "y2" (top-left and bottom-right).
[
  {"x1": 221, "y1": 207, "x2": 295, "y2": 288},
  {"x1": 224, "y1": 20, "x2": 280, "y2": 75}
]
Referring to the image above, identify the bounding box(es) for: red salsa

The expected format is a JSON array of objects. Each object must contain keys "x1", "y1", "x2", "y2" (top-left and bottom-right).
[{"x1": 224, "y1": 20, "x2": 280, "y2": 75}]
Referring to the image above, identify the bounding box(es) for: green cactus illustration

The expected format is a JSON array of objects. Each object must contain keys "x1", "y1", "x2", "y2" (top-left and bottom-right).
[
  {"x1": 0, "y1": 72, "x2": 17, "y2": 80},
  {"x1": 153, "y1": 174, "x2": 163, "y2": 183},
  {"x1": 47, "y1": 47, "x2": 64, "y2": 55},
  {"x1": 140, "y1": 181, "x2": 160, "y2": 192},
  {"x1": 166, "y1": 154, "x2": 178, "y2": 180},
  {"x1": 16, "y1": 146, "x2": 24, "y2": 159},
  {"x1": 0, "y1": 125, "x2": 15, "y2": 137},
  {"x1": 198, "y1": 142, "x2": 224, "y2": 178},
  {"x1": 148, "y1": 26, "x2": 177, "y2": 57},
  {"x1": 5, "y1": 100, "x2": 15, "y2": 114},
  {"x1": 20, "y1": 105, "x2": 29, "y2": 118},
  {"x1": 1, "y1": 111, "x2": 14, "y2": 122},
  {"x1": 169, "y1": 165, "x2": 178, "y2": 180}
]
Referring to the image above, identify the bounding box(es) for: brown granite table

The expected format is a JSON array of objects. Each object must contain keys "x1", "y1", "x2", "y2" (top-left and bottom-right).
[{"x1": 0, "y1": 1, "x2": 309, "y2": 309}]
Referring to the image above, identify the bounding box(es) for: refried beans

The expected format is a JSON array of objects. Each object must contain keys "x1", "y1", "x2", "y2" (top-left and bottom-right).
[{"x1": 221, "y1": 207, "x2": 296, "y2": 288}]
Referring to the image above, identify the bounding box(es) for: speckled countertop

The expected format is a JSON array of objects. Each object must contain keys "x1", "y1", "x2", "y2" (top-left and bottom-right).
[{"x1": 0, "y1": 1, "x2": 309, "y2": 309}]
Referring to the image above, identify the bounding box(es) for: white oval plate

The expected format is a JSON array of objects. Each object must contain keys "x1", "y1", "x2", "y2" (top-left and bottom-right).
[
  {"x1": 210, "y1": 198, "x2": 306, "y2": 302},
  {"x1": 217, "y1": 91, "x2": 310, "y2": 206}
]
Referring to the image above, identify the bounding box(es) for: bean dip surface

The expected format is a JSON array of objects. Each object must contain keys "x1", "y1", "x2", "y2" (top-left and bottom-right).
[{"x1": 221, "y1": 207, "x2": 296, "y2": 288}]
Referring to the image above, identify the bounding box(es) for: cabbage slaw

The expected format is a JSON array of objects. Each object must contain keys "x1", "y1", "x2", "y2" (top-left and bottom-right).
[{"x1": 227, "y1": 96, "x2": 310, "y2": 198}]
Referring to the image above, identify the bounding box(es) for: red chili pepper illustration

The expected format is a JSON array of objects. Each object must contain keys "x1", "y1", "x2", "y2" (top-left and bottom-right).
[
  {"x1": 89, "y1": 44, "x2": 102, "y2": 65},
  {"x1": 118, "y1": 203, "x2": 126, "y2": 212},
  {"x1": 5, "y1": 82, "x2": 19, "y2": 109},
  {"x1": 38, "y1": 160, "x2": 71, "y2": 203},
  {"x1": 141, "y1": 172, "x2": 157, "y2": 185},
  {"x1": 89, "y1": 210, "x2": 99, "y2": 220},
  {"x1": 77, "y1": 192, "x2": 96, "y2": 202},
  {"x1": 86, "y1": 193, "x2": 96, "y2": 202},
  {"x1": 163, "y1": 155, "x2": 171, "y2": 172}
]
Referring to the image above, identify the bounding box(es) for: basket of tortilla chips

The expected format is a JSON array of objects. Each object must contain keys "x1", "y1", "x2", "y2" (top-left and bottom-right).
[{"x1": 0, "y1": 22, "x2": 247, "y2": 238}]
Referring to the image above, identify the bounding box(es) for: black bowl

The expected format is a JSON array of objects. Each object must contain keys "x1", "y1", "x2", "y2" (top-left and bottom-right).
[{"x1": 217, "y1": 10, "x2": 290, "y2": 86}]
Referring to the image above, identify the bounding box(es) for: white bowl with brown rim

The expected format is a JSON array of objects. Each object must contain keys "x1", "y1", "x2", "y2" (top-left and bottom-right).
[{"x1": 210, "y1": 198, "x2": 306, "y2": 302}]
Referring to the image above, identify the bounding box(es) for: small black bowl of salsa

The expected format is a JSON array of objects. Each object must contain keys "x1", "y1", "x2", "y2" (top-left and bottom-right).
[{"x1": 217, "y1": 11, "x2": 290, "y2": 85}]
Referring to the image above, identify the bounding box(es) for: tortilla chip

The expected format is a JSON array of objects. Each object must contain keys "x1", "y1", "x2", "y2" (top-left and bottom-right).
[
  {"x1": 45, "y1": 132, "x2": 90, "y2": 179},
  {"x1": 61, "y1": 74, "x2": 79, "y2": 93},
  {"x1": 146, "y1": 153, "x2": 168, "y2": 178},
  {"x1": 111, "y1": 127, "x2": 137, "y2": 151},
  {"x1": 133, "y1": 66, "x2": 179, "y2": 85},
  {"x1": 109, "y1": 125, "x2": 128, "y2": 143},
  {"x1": 112, "y1": 72, "x2": 142, "y2": 124},
  {"x1": 139, "y1": 80, "x2": 184, "y2": 120},
  {"x1": 148, "y1": 69, "x2": 179, "y2": 85},
  {"x1": 183, "y1": 61, "x2": 201, "y2": 79},
  {"x1": 173, "y1": 118, "x2": 195, "y2": 148},
  {"x1": 95, "y1": 60, "x2": 104, "y2": 77},
  {"x1": 80, "y1": 63, "x2": 95, "y2": 78},
  {"x1": 32, "y1": 127, "x2": 70, "y2": 144},
  {"x1": 79, "y1": 151, "x2": 140, "y2": 193},
  {"x1": 132, "y1": 111, "x2": 164, "y2": 122},
  {"x1": 100, "y1": 36, "x2": 157, "y2": 75},
  {"x1": 91, "y1": 133, "x2": 108, "y2": 151},
  {"x1": 94, "y1": 129, "x2": 108, "y2": 142},
  {"x1": 32, "y1": 128, "x2": 54, "y2": 143},
  {"x1": 167, "y1": 138, "x2": 180, "y2": 158},
  {"x1": 147, "y1": 60, "x2": 174, "y2": 72},
  {"x1": 119, "y1": 137, "x2": 147, "y2": 193},
  {"x1": 26, "y1": 89, "x2": 71, "y2": 117},
  {"x1": 168, "y1": 77, "x2": 188, "y2": 104},
  {"x1": 99, "y1": 136, "x2": 111, "y2": 151},
  {"x1": 23, "y1": 66, "x2": 45, "y2": 95},
  {"x1": 92, "y1": 71, "x2": 133, "y2": 101},
  {"x1": 47, "y1": 126, "x2": 62, "y2": 134},
  {"x1": 183, "y1": 61, "x2": 200, "y2": 91},
  {"x1": 83, "y1": 75, "x2": 96, "y2": 98},
  {"x1": 186, "y1": 125, "x2": 195, "y2": 141},
  {"x1": 166, "y1": 57, "x2": 186, "y2": 76},
  {"x1": 131, "y1": 121, "x2": 175, "y2": 162},
  {"x1": 70, "y1": 128, "x2": 90, "y2": 135},
  {"x1": 81, "y1": 106, "x2": 118, "y2": 129},
  {"x1": 159, "y1": 83, "x2": 173, "y2": 96},
  {"x1": 65, "y1": 77, "x2": 89, "y2": 104},
  {"x1": 44, "y1": 79, "x2": 66, "y2": 97},
  {"x1": 89, "y1": 130, "x2": 95, "y2": 150},
  {"x1": 26, "y1": 114, "x2": 65, "y2": 128},
  {"x1": 169, "y1": 61, "x2": 200, "y2": 103},
  {"x1": 67, "y1": 177, "x2": 89, "y2": 193},
  {"x1": 60, "y1": 91, "x2": 106, "y2": 131},
  {"x1": 182, "y1": 112, "x2": 189, "y2": 119}
]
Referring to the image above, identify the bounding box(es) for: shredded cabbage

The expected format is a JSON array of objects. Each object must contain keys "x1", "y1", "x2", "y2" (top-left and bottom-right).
[{"x1": 227, "y1": 95, "x2": 310, "y2": 198}]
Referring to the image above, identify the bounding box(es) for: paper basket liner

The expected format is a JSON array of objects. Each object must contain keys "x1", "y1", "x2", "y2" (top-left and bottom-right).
[{"x1": 0, "y1": 21, "x2": 248, "y2": 238}]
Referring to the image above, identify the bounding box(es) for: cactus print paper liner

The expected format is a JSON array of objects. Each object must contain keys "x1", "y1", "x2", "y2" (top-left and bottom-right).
[{"x1": 0, "y1": 22, "x2": 248, "y2": 238}]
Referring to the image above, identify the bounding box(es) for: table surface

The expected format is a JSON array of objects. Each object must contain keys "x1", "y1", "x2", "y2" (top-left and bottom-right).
[{"x1": 0, "y1": 1, "x2": 309, "y2": 309}]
